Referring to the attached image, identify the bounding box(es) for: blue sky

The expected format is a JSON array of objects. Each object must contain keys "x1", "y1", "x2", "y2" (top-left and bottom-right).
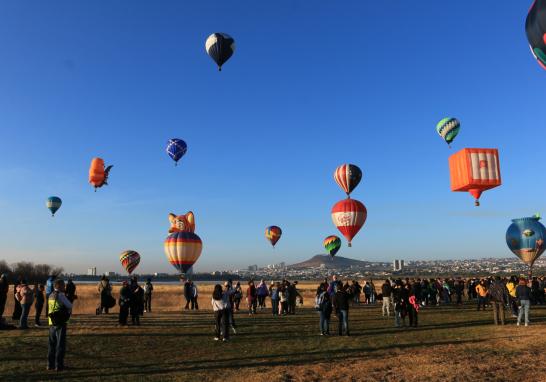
[{"x1": 0, "y1": 1, "x2": 545, "y2": 273}]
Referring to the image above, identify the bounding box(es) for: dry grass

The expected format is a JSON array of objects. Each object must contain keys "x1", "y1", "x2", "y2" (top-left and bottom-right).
[{"x1": 1, "y1": 284, "x2": 546, "y2": 381}]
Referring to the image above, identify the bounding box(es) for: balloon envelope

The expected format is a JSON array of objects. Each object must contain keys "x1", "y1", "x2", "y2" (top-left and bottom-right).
[
  {"x1": 334, "y1": 164, "x2": 362, "y2": 196},
  {"x1": 166, "y1": 139, "x2": 187, "y2": 165},
  {"x1": 526, "y1": 0, "x2": 546, "y2": 70},
  {"x1": 265, "y1": 226, "x2": 282, "y2": 247},
  {"x1": 205, "y1": 33, "x2": 235, "y2": 71},
  {"x1": 436, "y1": 117, "x2": 460, "y2": 146},
  {"x1": 46, "y1": 196, "x2": 62, "y2": 216},
  {"x1": 506, "y1": 216, "x2": 546, "y2": 267},
  {"x1": 331, "y1": 199, "x2": 367, "y2": 247},
  {"x1": 89, "y1": 158, "x2": 112, "y2": 190},
  {"x1": 120, "y1": 250, "x2": 141, "y2": 275},
  {"x1": 323, "y1": 235, "x2": 341, "y2": 257},
  {"x1": 164, "y1": 232, "x2": 203, "y2": 273}
]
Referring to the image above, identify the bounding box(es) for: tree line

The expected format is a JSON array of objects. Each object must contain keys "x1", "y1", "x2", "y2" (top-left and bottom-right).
[{"x1": 0, "y1": 261, "x2": 64, "y2": 284}]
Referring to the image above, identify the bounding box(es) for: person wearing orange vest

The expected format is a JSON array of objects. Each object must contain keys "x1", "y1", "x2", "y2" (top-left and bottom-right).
[{"x1": 476, "y1": 279, "x2": 488, "y2": 311}]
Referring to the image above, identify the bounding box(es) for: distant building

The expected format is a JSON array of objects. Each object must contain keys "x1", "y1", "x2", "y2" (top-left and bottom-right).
[
  {"x1": 393, "y1": 260, "x2": 405, "y2": 272},
  {"x1": 87, "y1": 267, "x2": 97, "y2": 276},
  {"x1": 104, "y1": 271, "x2": 117, "y2": 277},
  {"x1": 248, "y1": 265, "x2": 258, "y2": 271}
]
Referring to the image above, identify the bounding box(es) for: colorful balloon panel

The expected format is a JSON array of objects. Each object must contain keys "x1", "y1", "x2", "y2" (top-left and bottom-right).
[
  {"x1": 164, "y1": 232, "x2": 203, "y2": 273},
  {"x1": 436, "y1": 117, "x2": 460, "y2": 146},
  {"x1": 506, "y1": 216, "x2": 546, "y2": 267},
  {"x1": 205, "y1": 33, "x2": 235, "y2": 71},
  {"x1": 331, "y1": 199, "x2": 367, "y2": 247},
  {"x1": 168, "y1": 212, "x2": 195, "y2": 233},
  {"x1": 166, "y1": 139, "x2": 187, "y2": 165},
  {"x1": 333, "y1": 164, "x2": 362, "y2": 196},
  {"x1": 448, "y1": 148, "x2": 501, "y2": 206},
  {"x1": 120, "y1": 250, "x2": 141, "y2": 275},
  {"x1": 323, "y1": 235, "x2": 341, "y2": 257},
  {"x1": 265, "y1": 226, "x2": 282, "y2": 247},
  {"x1": 46, "y1": 196, "x2": 62, "y2": 217},
  {"x1": 526, "y1": 0, "x2": 546, "y2": 70}
]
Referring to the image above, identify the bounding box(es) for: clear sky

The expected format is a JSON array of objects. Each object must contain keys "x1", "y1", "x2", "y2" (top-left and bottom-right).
[{"x1": 0, "y1": 1, "x2": 544, "y2": 274}]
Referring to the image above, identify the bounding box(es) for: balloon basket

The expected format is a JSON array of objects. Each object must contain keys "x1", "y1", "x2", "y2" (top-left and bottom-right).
[
  {"x1": 348, "y1": 243, "x2": 352, "y2": 247},
  {"x1": 475, "y1": 200, "x2": 480, "y2": 207}
]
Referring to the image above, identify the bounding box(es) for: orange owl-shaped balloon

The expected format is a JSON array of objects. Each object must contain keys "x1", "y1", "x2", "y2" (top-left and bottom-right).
[{"x1": 168, "y1": 211, "x2": 195, "y2": 233}]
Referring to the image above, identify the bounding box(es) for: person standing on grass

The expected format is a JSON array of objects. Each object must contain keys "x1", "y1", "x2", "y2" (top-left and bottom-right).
[
  {"x1": 65, "y1": 279, "x2": 76, "y2": 304},
  {"x1": 34, "y1": 284, "x2": 45, "y2": 327},
  {"x1": 144, "y1": 278, "x2": 153, "y2": 313},
  {"x1": 246, "y1": 280, "x2": 257, "y2": 315},
  {"x1": 516, "y1": 278, "x2": 531, "y2": 327},
  {"x1": 407, "y1": 287, "x2": 419, "y2": 328},
  {"x1": 257, "y1": 280, "x2": 268, "y2": 310},
  {"x1": 333, "y1": 283, "x2": 350, "y2": 336},
  {"x1": 393, "y1": 280, "x2": 407, "y2": 328},
  {"x1": 212, "y1": 284, "x2": 228, "y2": 342},
  {"x1": 0, "y1": 274, "x2": 8, "y2": 322},
  {"x1": 190, "y1": 281, "x2": 199, "y2": 310},
  {"x1": 233, "y1": 281, "x2": 242, "y2": 311},
  {"x1": 222, "y1": 281, "x2": 237, "y2": 334},
  {"x1": 45, "y1": 274, "x2": 56, "y2": 318},
  {"x1": 288, "y1": 281, "x2": 302, "y2": 315},
  {"x1": 130, "y1": 277, "x2": 144, "y2": 326},
  {"x1": 476, "y1": 279, "x2": 488, "y2": 311},
  {"x1": 98, "y1": 276, "x2": 112, "y2": 314},
  {"x1": 15, "y1": 279, "x2": 34, "y2": 329},
  {"x1": 488, "y1": 276, "x2": 506, "y2": 325},
  {"x1": 118, "y1": 280, "x2": 131, "y2": 326},
  {"x1": 12, "y1": 277, "x2": 22, "y2": 322},
  {"x1": 454, "y1": 278, "x2": 464, "y2": 306},
  {"x1": 506, "y1": 276, "x2": 518, "y2": 318},
  {"x1": 381, "y1": 280, "x2": 392, "y2": 317},
  {"x1": 269, "y1": 282, "x2": 279, "y2": 316},
  {"x1": 47, "y1": 279, "x2": 72, "y2": 372},
  {"x1": 183, "y1": 278, "x2": 192, "y2": 310},
  {"x1": 317, "y1": 284, "x2": 332, "y2": 336}
]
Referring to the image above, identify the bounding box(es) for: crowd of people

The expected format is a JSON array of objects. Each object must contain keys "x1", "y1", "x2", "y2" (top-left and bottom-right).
[{"x1": 0, "y1": 272, "x2": 545, "y2": 371}]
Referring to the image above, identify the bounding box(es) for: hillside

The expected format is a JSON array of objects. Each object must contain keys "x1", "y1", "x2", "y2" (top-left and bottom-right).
[{"x1": 289, "y1": 254, "x2": 372, "y2": 269}]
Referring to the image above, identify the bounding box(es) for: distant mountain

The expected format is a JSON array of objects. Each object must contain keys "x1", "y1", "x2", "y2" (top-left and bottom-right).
[{"x1": 289, "y1": 254, "x2": 372, "y2": 269}]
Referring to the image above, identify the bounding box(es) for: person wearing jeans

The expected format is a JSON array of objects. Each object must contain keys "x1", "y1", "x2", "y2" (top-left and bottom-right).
[
  {"x1": 333, "y1": 284, "x2": 350, "y2": 336},
  {"x1": 516, "y1": 278, "x2": 531, "y2": 326},
  {"x1": 476, "y1": 280, "x2": 488, "y2": 311},
  {"x1": 47, "y1": 279, "x2": 73, "y2": 371},
  {"x1": 269, "y1": 282, "x2": 279, "y2": 316},
  {"x1": 15, "y1": 281, "x2": 34, "y2": 329}
]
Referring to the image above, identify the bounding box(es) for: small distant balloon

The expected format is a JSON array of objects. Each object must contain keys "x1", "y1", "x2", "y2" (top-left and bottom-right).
[
  {"x1": 436, "y1": 117, "x2": 460, "y2": 147},
  {"x1": 119, "y1": 250, "x2": 141, "y2": 275},
  {"x1": 333, "y1": 164, "x2": 362, "y2": 197},
  {"x1": 205, "y1": 33, "x2": 235, "y2": 71},
  {"x1": 265, "y1": 226, "x2": 282, "y2": 248},
  {"x1": 323, "y1": 235, "x2": 341, "y2": 258},
  {"x1": 166, "y1": 139, "x2": 187, "y2": 166},
  {"x1": 46, "y1": 197, "x2": 62, "y2": 217}
]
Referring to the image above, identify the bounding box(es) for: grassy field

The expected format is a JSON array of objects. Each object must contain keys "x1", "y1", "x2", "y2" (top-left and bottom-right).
[{"x1": 1, "y1": 285, "x2": 546, "y2": 381}]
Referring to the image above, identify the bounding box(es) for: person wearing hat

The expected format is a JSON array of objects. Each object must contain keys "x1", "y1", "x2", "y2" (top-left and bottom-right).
[
  {"x1": 118, "y1": 280, "x2": 132, "y2": 326},
  {"x1": 0, "y1": 274, "x2": 8, "y2": 322},
  {"x1": 47, "y1": 279, "x2": 72, "y2": 372}
]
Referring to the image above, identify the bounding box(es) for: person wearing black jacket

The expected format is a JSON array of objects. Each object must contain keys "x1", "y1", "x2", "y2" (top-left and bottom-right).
[
  {"x1": 65, "y1": 279, "x2": 76, "y2": 304},
  {"x1": 488, "y1": 276, "x2": 506, "y2": 325},
  {"x1": 118, "y1": 281, "x2": 131, "y2": 326},
  {"x1": 381, "y1": 280, "x2": 392, "y2": 317},
  {"x1": 183, "y1": 279, "x2": 192, "y2": 310},
  {"x1": 333, "y1": 284, "x2": 350, "y2": 336},
  {"x1": 0, "y1": 274, "x2": 8, "y2": 321},
  {"x1": 12, "y1": 278, "x2": 22, "y2": 321},
  {"x1": 316, "y1": 285, "x2": 332, "y2": 335},
  {"x1": 392, "y1": 280, "x2": 407, "y2": 328},
  {"x1": 34, "y1": 284, "x2": 45, "y2": 326},
  {"x1": 130, "y1": 278, "x2": 144, "y2": 326},
  {"x1": 516, "y1": 279, "x2": 531, "y2": 326}
]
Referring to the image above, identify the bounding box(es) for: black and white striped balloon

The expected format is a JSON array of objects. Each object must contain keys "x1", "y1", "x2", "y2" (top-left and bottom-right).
[{"x1": 205, "y1": 33, "x2": 235, "y2": 71}]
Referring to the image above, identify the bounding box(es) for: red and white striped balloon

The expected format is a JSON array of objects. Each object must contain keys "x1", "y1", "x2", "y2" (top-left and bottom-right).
[
  {"x1": 333, "y1": 164, "x2": 362, "y2": 196},
  {"x1": 331, "y1": 198, "x2": 367, "y2": 247}
]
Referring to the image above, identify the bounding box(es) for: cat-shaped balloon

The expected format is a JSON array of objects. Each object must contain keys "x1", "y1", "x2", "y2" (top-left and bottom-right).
[{"x1": 168, "y1": 211, "x2": 195, "y2": 233}]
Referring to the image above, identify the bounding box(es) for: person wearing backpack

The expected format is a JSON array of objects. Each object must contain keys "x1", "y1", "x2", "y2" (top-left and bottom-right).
[
  {"x1": 317, "y1": 285, "x2": 332, "y2": 335},
  {"x1": 15, "y1": 280, "x2": 34, "y2": 329},
  {"x1": 47, "y1": 279, "x2": 72, "y2": 372},
  {"x1": 143, "y1": 278, "x2": 153, "y2": 313}
]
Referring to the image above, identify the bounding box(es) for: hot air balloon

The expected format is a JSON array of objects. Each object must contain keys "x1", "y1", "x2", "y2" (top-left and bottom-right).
[
  {"x1": 526, "y1": 0, "x2": 546, "y2": 70},
  {"x1": 506, "y1": 215, "x2": 546, "y2": 276},
  {"x1": 166, "y1": 139, "x2": 187, "y2": 166},
  {"x1": 164, "y1": 232, "x2": 203, "y2": 274},
  {"x1": 205, "y1": 33, "x2": 235, "y2": 71},
  {"x1": 89, "y1": 158, "x2": 113, "y2": 191},
  {"x1": 46, "y1": 196, "x2": 62, "y2": 217},
  {"x1": 323, "y1": 235, "x2": 341, "y2": 258},
  {"x1": 334, "y1": 164, "x2": 362, "y2": 197},
  {"x1": 331, "y1": 199, "x2": 367, "y2": 247},
  {"x1": 436, "y1": 117, "x2": 460, "y2": 147},
  {"x1": 120, "y1": 250, "x2": 141, "y2": 275},
  {"x1": 448, "y1": 148, "x2": 501, "y2": 206},
  {"x1": 265, "y1": 226, "x2": 282, "y2": 248}
]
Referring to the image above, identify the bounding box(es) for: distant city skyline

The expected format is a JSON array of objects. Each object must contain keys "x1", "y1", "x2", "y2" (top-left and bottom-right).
[{"x1": 1, "y1": 2, "x2": 545, "y2": 274}]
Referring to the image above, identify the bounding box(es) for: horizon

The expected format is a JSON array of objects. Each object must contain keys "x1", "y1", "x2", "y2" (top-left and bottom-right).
[{"x1": 1, "y1": 1, "x2": 546, "y2": 274}]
